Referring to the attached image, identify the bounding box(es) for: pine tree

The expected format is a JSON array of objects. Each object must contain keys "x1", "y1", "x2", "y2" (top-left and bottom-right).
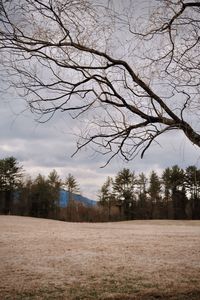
[
  {"x1": 65, "y1": 173, "x2": 80, "y2": 195},
  {"x1": 113, "y1": 168, "x2": 137, "y2": 219},
  {"x1": 148, "y1": 171, "x2": 161, "y2": 219},
  {"x1": 47, "y1": 170, "x2": 62, "y2": 218},
  {"x1": 0, "y1": 157, "x2": 22, "y2": 214},
  {"x1": 98, "y1": 176, "x2": 115, "y2": 220},
  {"x1": 185, "y1": 166, "x2": 200, "y2": 219},
  {"x1": 137, "y1": 172, "x2": 148, "y2": 219}
]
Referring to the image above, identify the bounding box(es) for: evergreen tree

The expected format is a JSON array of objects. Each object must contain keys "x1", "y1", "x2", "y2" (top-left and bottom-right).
[
  {"x1": 65, "y1": 173, "x2": 80, "y2": 195},
  {"x1": 30, "y1": 174, "x2": 57, "y2": 218},
  {"x1": 137, "y1": 173, "x2": 148, "y2": 195},
  {"x1": 0, "y1": 157, "x2": 23, "y2": 214},
  {"x1": 162, "y1": 166, "x2": 186, "y2": 219},
  {"x1": 148, "y1": 171, "x2": 161, "y2": 202},
  {"x1": 170, "y1": 166, "x2": 186, "y2": 219},
  {"x1": 15, "y1": 176, "x2": 33, "y2": 216},
  {"x1": 137, "y1": 173, "x2": 148, "y2": 219},
  {"x1": 48, "y1": 169, "x2": 61, "y2": 189},
  {"x1": 99, "y1": 177, "x2": 113, "y2": 205},
  {"x1": 148, "y1": 171, "x2": 162, "y2": 219},
  {"x1": 113, "y1": 168, "x2": 137, "y2": 219},
  {"x1": 47, "y1": 169, "x2": 62, "y2": 218},
  {"x1": 162, "y1": 167, "x2": 173, "y2": 218},
  {"x1": 185, "y1": 166, "x2": 200, "y2": 219},
  {"x1": 98, "y1": 176, "x2": 116, "y2": 220},
  {"x1": 65, "y1": 173, "x2": 80, "y2": 221},
  {"x1": 162, "y1": 168, "x2": 171, "y2": 200}
]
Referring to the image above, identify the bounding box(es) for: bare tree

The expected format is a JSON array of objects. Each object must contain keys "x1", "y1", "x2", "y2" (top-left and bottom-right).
[{"x1": 0, "y1": 0, "x2": 200, "y2": 165}]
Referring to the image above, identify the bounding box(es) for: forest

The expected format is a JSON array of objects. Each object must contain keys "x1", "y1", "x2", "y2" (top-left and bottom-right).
[
  {"x1": 98, "y1": 167, "x2": 200, "y2": 221},
  {"x1": 0, "y1": 156, "x2": 200, "y2": 222}
]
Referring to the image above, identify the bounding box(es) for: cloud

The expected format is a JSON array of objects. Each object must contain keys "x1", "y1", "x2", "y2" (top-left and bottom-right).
[
  {"x1": 1, "y1": 0, "x2": 200, "y2": 200},
  {"x1": 1, "y1": 88, "x2": 200, "y2": 201}
]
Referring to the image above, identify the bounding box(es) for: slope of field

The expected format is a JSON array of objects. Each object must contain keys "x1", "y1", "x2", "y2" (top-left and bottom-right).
[{"x1": 0, "y1": 216, "x2": 200, "y2": 300}]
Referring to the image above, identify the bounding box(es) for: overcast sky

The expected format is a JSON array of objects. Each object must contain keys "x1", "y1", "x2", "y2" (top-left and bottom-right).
[
  {"x1": 0, "y1": 0, "x2": 200, "y2": 200},
  {"x1": 1, "y1": 86, "x2": 200, "y2": 200}
]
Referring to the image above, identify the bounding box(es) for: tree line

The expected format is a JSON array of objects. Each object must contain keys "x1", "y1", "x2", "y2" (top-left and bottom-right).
[
  {"x1": 0, "y1": 1, "x2": 200, "y2": 166},
  {"x1": 0, "y1": 157, "x2": 98, "y2": 221},
  {"x1": 98, "y1": 166, "x2": 200, "y2": 221},
  {"x1": 0, "y1": 157, "x2": 200, "y2": 222},
  {"x1": 0, "y1": 156, "x2": 111, "y2": 222}
]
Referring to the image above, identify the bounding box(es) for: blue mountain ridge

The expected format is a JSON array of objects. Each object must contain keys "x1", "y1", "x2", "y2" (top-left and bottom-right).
[{"x1": 59, "y1": 189, "x2": 97, "y2": 208}]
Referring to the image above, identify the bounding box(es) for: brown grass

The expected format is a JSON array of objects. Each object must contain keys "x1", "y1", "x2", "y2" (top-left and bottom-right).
[{"x1": 0, "y1": 216, "x2": 200, "y2": 299}]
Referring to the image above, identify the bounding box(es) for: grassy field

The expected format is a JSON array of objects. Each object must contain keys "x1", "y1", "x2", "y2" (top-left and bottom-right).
[{"x1": 0, "y1": 216, "x2": 200, "y2": 300}]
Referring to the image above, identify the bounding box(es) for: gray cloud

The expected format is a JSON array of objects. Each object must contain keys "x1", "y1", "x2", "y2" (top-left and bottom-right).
[
  {"x1": 1, "y1": 92, "x2": 200, "y2": 200},
  {"x1": 1, "y1": 0, "x2": 200, "y2": 200}
]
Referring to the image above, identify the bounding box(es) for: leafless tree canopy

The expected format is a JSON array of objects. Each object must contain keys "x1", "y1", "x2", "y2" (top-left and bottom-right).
[{"x1": 0, "y1": 0, "x2": 200, "y2": 164}]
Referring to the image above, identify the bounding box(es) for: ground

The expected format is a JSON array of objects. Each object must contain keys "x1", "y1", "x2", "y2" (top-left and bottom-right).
[{"x1": 0, "y1": 216, "x2": 200, "y2": 300}]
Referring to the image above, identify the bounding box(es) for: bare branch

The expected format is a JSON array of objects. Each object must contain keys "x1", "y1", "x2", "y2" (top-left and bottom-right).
[{"x1": 0, "y1": 0, "x2": 200, "y2": 164}]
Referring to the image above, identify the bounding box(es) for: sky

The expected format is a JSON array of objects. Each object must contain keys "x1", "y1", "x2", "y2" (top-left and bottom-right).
[
  {"x1": 1, "y1": 87, "x2": 200, "y2": 201},
  {"x1": 0, "y1": 0, "x2": 200, "y2": 200}
]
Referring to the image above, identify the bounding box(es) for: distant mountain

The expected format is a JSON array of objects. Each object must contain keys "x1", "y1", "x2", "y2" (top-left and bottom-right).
[{"x1": 59, "y1": 189, "x2": 97, "y2": 208}]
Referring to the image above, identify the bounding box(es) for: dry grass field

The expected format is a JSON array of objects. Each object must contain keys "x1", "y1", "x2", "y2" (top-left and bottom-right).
[{"x1": 0, "y1": 216, "x2": 200, "y2": 300}]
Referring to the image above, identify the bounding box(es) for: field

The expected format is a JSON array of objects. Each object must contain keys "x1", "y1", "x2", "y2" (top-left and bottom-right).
[{"x1": 0, "y1": 216, "x2": 200, "y2": 300}]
